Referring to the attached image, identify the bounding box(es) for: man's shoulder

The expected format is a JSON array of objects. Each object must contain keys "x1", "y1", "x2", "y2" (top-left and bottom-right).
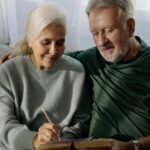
[
  {"x1": 59, "y1": 55, "x2": 85, "y2": 73},
  {"x1": 66, "y1": 47, "x2": 98, "y2": 61}
]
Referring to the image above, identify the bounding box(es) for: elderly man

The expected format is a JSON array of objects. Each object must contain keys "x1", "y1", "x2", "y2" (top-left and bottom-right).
[{"x1": 69, "y1": 0, "x2": 150, "y2": 149}]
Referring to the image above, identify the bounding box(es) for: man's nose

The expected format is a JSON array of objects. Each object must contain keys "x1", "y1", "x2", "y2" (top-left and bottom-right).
[
  {"x1": 49, "y1": 42, "x2": 57, "y2": 55},
  {"x1": 97, "y1": 33, "x2": 108, "y2": 47}
]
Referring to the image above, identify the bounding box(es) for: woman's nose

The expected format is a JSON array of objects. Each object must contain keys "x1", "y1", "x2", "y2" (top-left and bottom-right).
[{"x1": 49, "y1": 42, "x2": 57, "y2": 55}]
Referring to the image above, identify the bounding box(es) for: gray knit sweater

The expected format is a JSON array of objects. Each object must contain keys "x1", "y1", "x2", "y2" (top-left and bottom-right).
[{"x1": 0, "y1": 55, "x2": 91, "y2": 150}]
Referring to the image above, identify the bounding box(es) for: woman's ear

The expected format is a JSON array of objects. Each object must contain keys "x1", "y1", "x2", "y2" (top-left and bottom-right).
[
  {"x1": 27, "y1": 40, "x2": 33, "y2": 54},
  {"x1": 27, "y1": 40, "x2": 32, "y2": 48},
  {"x1": 127, "y1": 18, "x2": 135, "y2": 37}
]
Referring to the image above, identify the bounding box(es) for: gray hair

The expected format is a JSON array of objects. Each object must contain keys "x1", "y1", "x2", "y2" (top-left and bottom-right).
[
  {"x1": 86, "y1": 0, "x2": 134, "y2": 20},
  {"x1": 15, "y1": 2, "x2": 67, "y2": 55}
]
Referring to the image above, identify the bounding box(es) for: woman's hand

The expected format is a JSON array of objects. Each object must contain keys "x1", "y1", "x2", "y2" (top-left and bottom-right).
[{"x1": 33, "y1": 122, "x2": 61, "y2": 149}]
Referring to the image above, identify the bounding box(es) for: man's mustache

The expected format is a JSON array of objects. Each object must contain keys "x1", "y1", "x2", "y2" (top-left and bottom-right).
[{"x1": 98, "y1": 43, "x2": 114, "y2": 50}]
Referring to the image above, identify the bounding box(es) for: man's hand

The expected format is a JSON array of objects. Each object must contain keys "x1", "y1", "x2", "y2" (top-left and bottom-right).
[
  {"x1": 0, "y1": 51, "x2": 16, "y2": 64},
  {"x1": 109, "y1": 139, "x2": 134, "y2": 150}
]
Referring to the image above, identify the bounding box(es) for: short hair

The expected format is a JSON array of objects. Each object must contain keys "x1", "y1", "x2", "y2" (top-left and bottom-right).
[
  {"x1": 15, "y1": 2, "x2": 67, "y2": 54},
  {"x1": 86, "y1": 0, "x2": 134, "y2": 19}
]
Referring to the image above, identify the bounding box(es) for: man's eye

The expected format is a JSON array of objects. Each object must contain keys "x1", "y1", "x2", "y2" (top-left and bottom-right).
[
  {"x1": 92, "y1": 32, "x2": 99, "y2": 36},
  {"x1": 105, "y1": 28, "x2": 113, "y2": 33}
]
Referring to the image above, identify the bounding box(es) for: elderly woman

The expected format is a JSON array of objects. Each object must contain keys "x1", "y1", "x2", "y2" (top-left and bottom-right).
[{"x1": 0, "y1": 3, "x2": 92, "y2": 150}]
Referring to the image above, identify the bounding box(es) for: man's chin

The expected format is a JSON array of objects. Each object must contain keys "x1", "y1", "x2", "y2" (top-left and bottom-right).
[
  {"x1": 101, "y1": 51, "x2": 124, "y2": 63},
  {"x1": 102, "y1": 55, "x2": 119, "y2": 63}
]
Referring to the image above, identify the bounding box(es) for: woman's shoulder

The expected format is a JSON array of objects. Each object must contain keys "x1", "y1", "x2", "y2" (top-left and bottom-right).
[
  {"x1": 0, "y1": 55, "x2": 28, "y2": 72},
  {"x1": 60, "y1": 55, "x2": 85, "y2": 72}
]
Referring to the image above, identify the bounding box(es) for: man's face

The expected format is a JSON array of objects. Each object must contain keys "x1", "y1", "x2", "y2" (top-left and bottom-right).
[{"x1": 89, "y1": 7, "x2": 133, "y2": 63}]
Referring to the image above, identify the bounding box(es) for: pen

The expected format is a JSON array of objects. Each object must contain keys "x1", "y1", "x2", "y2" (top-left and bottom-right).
[
  {"x1": 41, "y1": 107, "x2": 52, "y2": 123},
  {"x1": 41, "y1": 107, "x2": 61, "y2": 141}
]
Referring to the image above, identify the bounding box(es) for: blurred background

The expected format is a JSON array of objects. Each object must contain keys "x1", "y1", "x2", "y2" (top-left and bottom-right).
[{"x1": 0, "y1": 0, "x2": 150, "y2": 52}]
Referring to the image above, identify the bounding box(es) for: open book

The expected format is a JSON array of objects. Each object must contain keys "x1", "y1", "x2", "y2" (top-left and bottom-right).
[{"x1": 36, "y1": 138, "x2": 111, "y2": 150}]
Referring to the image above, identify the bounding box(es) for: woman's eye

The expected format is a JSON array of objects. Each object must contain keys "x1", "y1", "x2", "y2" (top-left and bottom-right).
[
  {"x1": 56, "y1": 40, "x2": 65, "y2": 46},
  {"x1": 56, "y1": 42, "x2": 64, "y2": 46},
  {"x1": 41, "y1": 40, "x2": 50, "y2": 45}
]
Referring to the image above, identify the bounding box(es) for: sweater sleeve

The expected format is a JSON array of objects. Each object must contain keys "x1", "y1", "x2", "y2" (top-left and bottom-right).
[
  {"x1": 0, "y1": 66, "x2": 37, "y2": 150},
  {"x1": 61, "y1": 74, "x2": 93, "y2": 139}
]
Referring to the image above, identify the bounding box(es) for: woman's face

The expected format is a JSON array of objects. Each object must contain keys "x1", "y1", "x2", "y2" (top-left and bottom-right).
[{"x1": 29, "y1": 24, "x2": 66, "y2": 70}]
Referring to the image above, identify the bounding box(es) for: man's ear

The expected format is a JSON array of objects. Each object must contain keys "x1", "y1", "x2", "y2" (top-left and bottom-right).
[{"x1": 127, "y1": 18, "x2": 135, "y2": 37}]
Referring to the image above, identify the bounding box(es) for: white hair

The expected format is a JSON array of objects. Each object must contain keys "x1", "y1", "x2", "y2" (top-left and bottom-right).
[
  {"x1": 14, "y1": 2, "x2": 67, "y2": 54},
  {"x1": 26, "y1": 2, "x2": 67, "y2": 41},
  {"x1": 86, "y1": 0, "x2": 134, "y2": 20}
]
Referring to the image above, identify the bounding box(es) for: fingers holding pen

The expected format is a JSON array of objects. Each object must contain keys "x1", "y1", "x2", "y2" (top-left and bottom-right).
[
  {"x1": 41, "y1": 107, "x2": 61, "y2": 139},
  {"x1": 40, "y1": 122, "x2": 61, "y2": 141},
  {"x1": 33, "y1": 122, "x2": 61, "y2": 149},
  {"x1": 33, "y1": 108, "x2": 61, "y2": 148},
  {"x1": 39, "y1": 122, "x2": 61, "y2": 141}
]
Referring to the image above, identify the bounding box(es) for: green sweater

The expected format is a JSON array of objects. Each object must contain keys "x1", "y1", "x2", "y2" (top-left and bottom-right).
[
  {"x1": 0, "y1": 55, "x2": 92, "y2": 150},
  {"x1": 68, "y1": 37, "x2": 150, "y2": 140}
]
